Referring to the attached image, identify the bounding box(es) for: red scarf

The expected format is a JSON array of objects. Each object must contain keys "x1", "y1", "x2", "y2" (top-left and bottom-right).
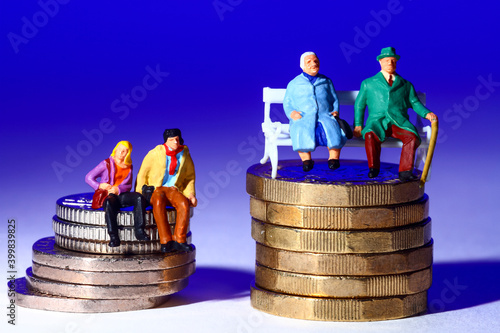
[{"x1": 164, "y1": 144, "x2": 184, "y2": 175}]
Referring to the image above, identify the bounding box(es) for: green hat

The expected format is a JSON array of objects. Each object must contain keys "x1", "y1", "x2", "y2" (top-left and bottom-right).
[{"x1": 376, "y1": 47, "x2": 400, "y2": 61}]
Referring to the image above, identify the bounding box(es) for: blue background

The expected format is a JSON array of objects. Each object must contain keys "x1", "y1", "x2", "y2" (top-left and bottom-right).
[{"x1": 1, "y1": 1, "x2": 499, "y2": 331}]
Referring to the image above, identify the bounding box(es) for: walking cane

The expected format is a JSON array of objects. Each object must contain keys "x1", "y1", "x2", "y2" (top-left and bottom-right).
[{"x1": 419, "y1": 120, "x2": 439, "y2": 188}]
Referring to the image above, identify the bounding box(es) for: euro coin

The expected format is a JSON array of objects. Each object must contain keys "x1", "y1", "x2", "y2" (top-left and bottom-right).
[
  {"x1": 255, "y1": 241, "x2": 433, "y2": 276},
  {"x1": 12, "y1": 277, "x2": 170, "y2": 313},
  {"x1": 250, "y1": 283, "x2": 427, "y2": 321},
  {"x1": 255, "y1": 263, "x2": 431, "y2": 297},
  {"x1": 250, "y1": 195, "x2": 429, "y2": 230},
  {"x1": 252, "y1": 218, "x2": 431, "y2": 253},
  {"x1": 32, "y1": 237, "x2": 196, "y2": 271},
  {"x1": 247, "y1": 160, "x2": 424, "y2": 207}
]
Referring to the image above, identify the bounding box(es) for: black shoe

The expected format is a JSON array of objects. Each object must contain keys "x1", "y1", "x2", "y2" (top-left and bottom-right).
[
  {"x1": 399, "y1": 171, "x2": 417, "y2": 182},
  {"x1": 174, "y1": 242, "x2": 193, "y2": 252},
  {"x1": 161, "y1": 241, "x2": 176, "y2": 253},
  {"x1": 108, "y1": 234, "x2": 121, "y2": 247},
  {"x1": 134, "y1": 229, "x2": 150, "y2": 241},
  {"x1": 328, "y1": 159, "x2": 340, "y2": 170},
  {"x1": 368, "y1": 168, "x2": 380, "y2": 178},
  {"x1": 302, "y1": 160, "x2": 314, "y2": 172}
]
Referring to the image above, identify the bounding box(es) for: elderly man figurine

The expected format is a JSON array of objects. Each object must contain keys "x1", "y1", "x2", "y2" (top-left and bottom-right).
[
  {"x1": 283, "y1": 51, "x2": 347, "y2": 172},
  {"x1": 354, "y1": 47, "x2": 438, "y2": 181},
  {"x1": 136, "y1": 129, "x2": 196, "y2": 253}
]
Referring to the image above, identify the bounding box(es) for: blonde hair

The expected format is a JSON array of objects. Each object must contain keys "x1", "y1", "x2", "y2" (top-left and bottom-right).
[{"x1": 111, "y1": 141, "x2": 133, "y2": 165}]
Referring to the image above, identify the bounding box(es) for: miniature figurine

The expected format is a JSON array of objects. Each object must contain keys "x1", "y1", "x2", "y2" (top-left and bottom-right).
[
  {"x1": 283, "y1": 52, "x2": 348, "y2": 172},
  {"x1": 136, "y1": 129, "x2": 196, "y2": 253},
  {"x1": 354, "y1": 47, "x2": 438, "y2": 181},
  {"x1": 85, "y1": 141, "x2": 150, "y2": 247}
]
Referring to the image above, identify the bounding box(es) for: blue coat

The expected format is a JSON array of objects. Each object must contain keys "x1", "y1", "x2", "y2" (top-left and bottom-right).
[{"x1": 284, "y1": 73, "x2": 347, "y2": 152}]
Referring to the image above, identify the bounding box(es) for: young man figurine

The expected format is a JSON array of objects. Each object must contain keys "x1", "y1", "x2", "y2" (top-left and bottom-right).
[
  {"x1": 354, "y1": 47, "x2": 438, "y2": 181},
  {"x1": 136, "y1": 129, "x2": 196, "y2": 253},
  {"x1": 283, "y1": 52, "x2": 347, "y2": 172}
]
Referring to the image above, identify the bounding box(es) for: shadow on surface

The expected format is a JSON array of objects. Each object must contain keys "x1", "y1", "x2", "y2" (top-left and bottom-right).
[
  {"x1": 159, "y1": 261, "x2": 500, "y2": 311},
  {"x1": 428, "y1": 260, "x2": 500, "y2": 313},
  {"x1": 158, "y1": 266, "x2": 253, "y2": 307}
]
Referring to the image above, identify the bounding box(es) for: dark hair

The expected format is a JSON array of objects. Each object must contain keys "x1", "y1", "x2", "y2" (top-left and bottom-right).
[{"x1": 163, "y1": 128, "x2": 184, "y2": 144}]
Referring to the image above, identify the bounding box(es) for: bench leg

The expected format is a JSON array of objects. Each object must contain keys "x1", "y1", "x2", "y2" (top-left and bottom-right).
[
  {"x1": 269, "y1": 143, "x2": 279, "y2": 179},
  {"x1": 414, "y1": 146, "x2": 427, "y2": 171},
  {"x1": 260, "y1": 139, "x2": 270, "y2": 164}
]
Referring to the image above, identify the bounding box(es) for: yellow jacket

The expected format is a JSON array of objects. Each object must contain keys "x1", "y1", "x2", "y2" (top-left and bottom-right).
[{"x1": 135, "y1": 145, "x2": 195, "y2": 198}]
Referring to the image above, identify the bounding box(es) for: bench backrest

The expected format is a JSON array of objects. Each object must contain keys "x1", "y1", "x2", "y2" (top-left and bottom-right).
[{"x1": 263, "y1": 87, "x2": 426, "y2": 128}]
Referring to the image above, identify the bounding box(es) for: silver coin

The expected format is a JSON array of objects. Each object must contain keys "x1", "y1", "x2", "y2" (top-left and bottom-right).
[
  {"x1": 32, "y1": 260, "x2": 196, "y2": 285},
  {"x1": 56, "y1": 193, "x2": 194, "y2": 226},
  {"x1": 12, "y1": 277, "x2": 170, "y2": 313},
  {"x1": 52, "y1": 215, "x2": 191, "y2": 242},
  {"x1": 32, "y1": 237, "x2": 196, "y2": 271},
  {"x1": 54, "y1": 233, "x2": 192, "y2": 255},
  {"x1": 52, "y1": 215, "x2": 161, "y2": 241},
  {"x1": 26, "y1": 267, "x2": 189, "y2": 299}
]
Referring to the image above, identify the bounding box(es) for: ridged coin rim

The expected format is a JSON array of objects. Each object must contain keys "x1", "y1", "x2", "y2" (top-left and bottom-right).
[
  {"x1": 255, "y1": 264, "x2": 432, "y2": 297},
  {"x1": 252, "y1": 218, "x2": 431, "y2": 253},
  {"x1": 250, "y1": 283, "x2": 427, "y2": 321},
  {"x1": 255, "y1": 241, "x2": 433, "y2": 275},
  {"x1": 247, "y1": 160, "x2": 424, "y2": 207},
  {"x1": 250, "y1": 195, "x2": 429, "y2": 230}
]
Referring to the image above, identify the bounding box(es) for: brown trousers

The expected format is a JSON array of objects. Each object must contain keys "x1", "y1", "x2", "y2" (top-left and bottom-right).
[
  {"x1": 151, "y1": 187, "x2": 190, "y2": 244},
  {"x1": 365, "y1": 125, "x2": 420, "y2": 172}
]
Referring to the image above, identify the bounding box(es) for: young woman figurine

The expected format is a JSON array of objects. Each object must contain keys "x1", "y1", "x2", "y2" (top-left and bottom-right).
[{"x1": 85, "y1": 141, "x2": 150, "y2": 247}]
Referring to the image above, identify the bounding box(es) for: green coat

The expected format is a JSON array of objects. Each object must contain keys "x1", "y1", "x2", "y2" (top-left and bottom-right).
[{"x1": 354, "y1": 72, "x2": 430, "y2": 142}]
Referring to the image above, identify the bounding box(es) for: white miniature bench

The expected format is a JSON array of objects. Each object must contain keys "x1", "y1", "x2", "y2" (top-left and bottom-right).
[{"x1": 260, "y1": 87, "x2": 432, "y2": 179}]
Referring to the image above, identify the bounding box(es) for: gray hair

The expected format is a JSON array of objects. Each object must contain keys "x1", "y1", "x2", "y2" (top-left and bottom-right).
[{"x1": 300, "y1": 52, "x2": 317, "y2": 70}]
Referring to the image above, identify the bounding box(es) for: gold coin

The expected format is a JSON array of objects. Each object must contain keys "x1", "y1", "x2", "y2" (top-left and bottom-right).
[
  {"x1": 251, "y1": 283, "x2": 427, "y2": 321},
  {"x1": 247, "y1": 160, "x2": 424, "y2": 207},
  {"x1": 250, "y1": 195, "x2": 429, "y2": 230},
  {"x1": 255, "y1": 264, "x2": 431, "y2": 297},
  {"x1": 256, "y1": 241, "x2": 433, "y2": 276},
  {"x1": 252, "y1": 218, "x2": 431, "y2": 253}
]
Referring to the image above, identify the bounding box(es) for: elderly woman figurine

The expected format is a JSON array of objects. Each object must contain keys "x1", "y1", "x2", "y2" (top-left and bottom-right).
[
  {"x1": 85, "y1": 141, "x2": 150, "y2": 247},
  {"x1": 284, "y1": 51, "x2": 347, "y2": 172}
]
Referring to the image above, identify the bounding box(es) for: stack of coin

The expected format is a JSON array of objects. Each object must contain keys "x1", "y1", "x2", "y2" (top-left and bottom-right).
[
  {"x1": 247, "y1": 160, "x2": 433, "y2": 321},
  {"x1": 12, "y1": 193, "x2": 195, "y2": 313}
]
